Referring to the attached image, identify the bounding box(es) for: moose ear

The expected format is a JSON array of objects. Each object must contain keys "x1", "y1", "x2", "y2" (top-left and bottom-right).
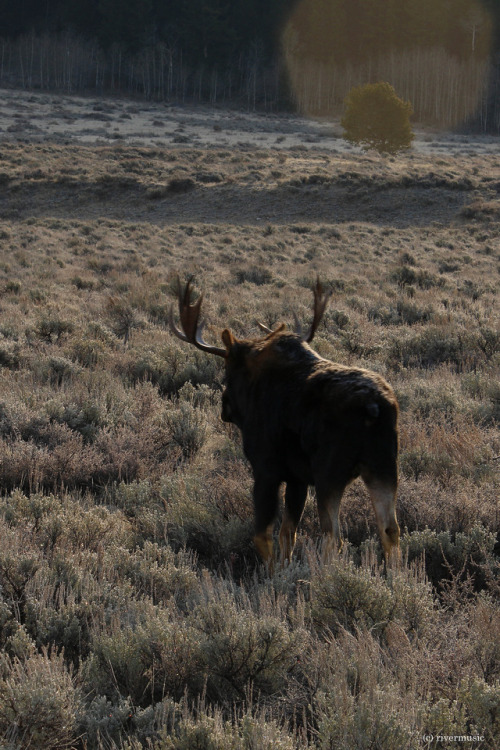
[{"x1": 221, "y1": 329, "x2": 235, "y2": 351}]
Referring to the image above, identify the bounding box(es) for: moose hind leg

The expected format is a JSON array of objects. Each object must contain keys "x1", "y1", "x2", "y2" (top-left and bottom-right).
[
  {"x1": 279, "y1": 480, "x2": 308, "y2": 562},
  {"x1": 315, "y1": 482, "x2": 348, "y2": 558},
  {"x1": 253, "y1": 476, "x2": 281, "y2": 564},
  {"x1": 363, "y1": 476, "x2": 400, "y2": 559}
]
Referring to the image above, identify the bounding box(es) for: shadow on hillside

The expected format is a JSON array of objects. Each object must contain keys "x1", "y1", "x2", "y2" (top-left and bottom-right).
[{"x1": 0, "y1": 177, "x2": 477, "y2": 228}]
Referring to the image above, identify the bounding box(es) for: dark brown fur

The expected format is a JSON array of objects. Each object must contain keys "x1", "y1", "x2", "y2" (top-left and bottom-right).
[
  {"x1": 170, "y1": 279, "x2": 400, "y2": 564},
  {"x1": 220, "y1": 329, "x2": 400, "y2": 563}
]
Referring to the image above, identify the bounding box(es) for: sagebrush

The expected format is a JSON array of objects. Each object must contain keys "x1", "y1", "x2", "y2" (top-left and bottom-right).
[{"x1": 0, "y1": 116, "x2": 498, "y2": 748}]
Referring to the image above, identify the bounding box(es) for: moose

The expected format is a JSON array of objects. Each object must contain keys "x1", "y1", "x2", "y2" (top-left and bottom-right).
[{"x1": 170, "y1": 277, "x2": 400, "y2": 565}]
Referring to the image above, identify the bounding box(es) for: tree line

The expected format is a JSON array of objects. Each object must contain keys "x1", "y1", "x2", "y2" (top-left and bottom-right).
[
  {"x1": 0, "y1": 1, "x2": 293, "y2": 63},
  {"x1": 0, "y1": 0, "x2": 499, "y2": 130}
]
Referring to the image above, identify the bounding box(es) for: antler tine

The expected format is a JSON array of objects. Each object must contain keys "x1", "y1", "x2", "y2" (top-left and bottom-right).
[
  {"x1": 257, "y1": 322, "x2": 273, "y2": 334},
  {"x1": 169, "y1": 276, "x2": 226, "y2": 357},
  {"x1": 178, "y1": 276, "x2": 203, "y2": 340},
  {"x1": 169, "y1": 303, "x2": 189, "y2": 344},
  {"x1": 303, "y1": 277, "x2": 331, "y2": 343},
  {"x1": 257, "y1": 321, "x2": 287, "y2": 338},
  {"x1": 292, "y1": 311, "x2": 303, "y2": 339}
]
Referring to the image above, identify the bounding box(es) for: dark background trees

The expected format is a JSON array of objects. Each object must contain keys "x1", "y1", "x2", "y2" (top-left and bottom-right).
[
  {"x1": 0, "y1": 0, "x2": 294, "y2": 59},
  {"x1": 0, "y1": 0, "x2": 498, "y2": 131},
  {"x1": 287, "y1": 0, "x2": 496, "y2": 64}
]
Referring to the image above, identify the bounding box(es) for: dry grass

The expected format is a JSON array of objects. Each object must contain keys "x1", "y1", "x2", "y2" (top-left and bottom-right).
[{"x1": 0, "y1": 98, "x2": 498, "y2": 748}]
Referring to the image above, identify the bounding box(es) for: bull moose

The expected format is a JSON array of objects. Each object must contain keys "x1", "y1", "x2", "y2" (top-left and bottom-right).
[{"x1": 170, "y1": 277, "x2": 400, "y2": 565}]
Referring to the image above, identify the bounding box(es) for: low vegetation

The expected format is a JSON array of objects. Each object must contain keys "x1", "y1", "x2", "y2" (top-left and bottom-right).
[{"x1": 0, "y1": 128, "x2": 498, "y2": 749}]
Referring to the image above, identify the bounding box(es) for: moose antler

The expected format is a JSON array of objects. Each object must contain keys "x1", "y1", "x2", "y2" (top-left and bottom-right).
[
  {"x1": 256, "y1": 321, "x2": 285, "y2": 335},
  {"x1": 257, "y1": 278, "x2": 331, "y2": 342},
  {"x1": 295, "y1": 277, "x2": 331, "y2": 342},
  {"x1": 169, "y1": 277, "x2": 227, "y2": 357}
]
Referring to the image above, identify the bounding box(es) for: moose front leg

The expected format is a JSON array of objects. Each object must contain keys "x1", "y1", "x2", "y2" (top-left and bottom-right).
[
  {"x1": 252, "y1": 475, "x2": 281, "y2": 564},
  {"x1": 279, "y1": 480, "x2": 308, "y2": 562}
]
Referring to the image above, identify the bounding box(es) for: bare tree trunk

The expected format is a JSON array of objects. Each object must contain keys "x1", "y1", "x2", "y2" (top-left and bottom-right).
[{"x1": 19, "y1": 43, "x2": 25, "y2": 88}]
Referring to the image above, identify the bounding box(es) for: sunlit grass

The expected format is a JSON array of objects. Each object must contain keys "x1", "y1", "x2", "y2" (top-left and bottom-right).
[{"x1": 0, "y1": 135, "x2": 498, "y2": 749}]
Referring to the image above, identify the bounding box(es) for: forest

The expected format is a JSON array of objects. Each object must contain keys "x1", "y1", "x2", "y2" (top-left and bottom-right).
[{"x1": 1, "y1": 0, "x2": 500, "y2": 130}]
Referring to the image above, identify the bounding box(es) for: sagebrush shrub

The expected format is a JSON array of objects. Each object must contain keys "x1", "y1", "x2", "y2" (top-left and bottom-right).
[
  {"x1": 0, "y1": 127, "x2": 497, "y2": 750},
  {"x1": 387, "y1": 327, "x2": 492, "y2": 370},
  {"x1": 315, "y1": 684, "x2": 414, "y2": 750},
  {"x1": 35, "y1": 316, "x2": 74, "y2": 343},
  {"x1": 78, "y1": 694, "x2": 139, "y2": 748},
  {"x1": 159, "y1": 471, "x2": 254, "y2": 568},
  {"x1": 108, "y1": 540, "x2": 200, "y2": 608},
  {"x1": 194, "y1": 590, "x2": 308, "y2": 702},
  {"x1": 166, "y1": 400, "x2": 209, "y2": 459},
  {"x1": 0, "y1": 648, "x2": 79, "y2": 749},
  {"x1": 402, "y1": 525, "x2": 498, "y2": 589},
  {"x1": 71, "y1": 335, "x2": 106, "y2": 367},
  {"x1": 157, "y1": 709, "x2": 305, "y2": 750},
  {"x1": 421, "y1": 697, "x2": 469, "y2": 742},
  {"x1": 458, "y1": 677, "x2": 500, "y2": 744},
  {"x1": 310, "y1": 551, "x2": 435, "y2": 637},
  {"x1": 86, "y1": 610, "x2": 205, "y2": 705}
]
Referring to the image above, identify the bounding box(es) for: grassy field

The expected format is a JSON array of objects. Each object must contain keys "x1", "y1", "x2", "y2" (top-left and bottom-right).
[{"x1": 0, "y1": 92, "x2": 499, "y2": 749}]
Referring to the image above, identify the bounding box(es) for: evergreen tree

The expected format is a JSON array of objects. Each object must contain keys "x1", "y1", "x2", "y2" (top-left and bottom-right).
[
  {"x1": 341, "y1": 81, "x2": 414, "y2": 154},
  {"x1": 62, "y1": 0, "x2": 100, "y2": 37},
  {"x1": 97, "y1": 0, "x2": 154, "y2": 52}
]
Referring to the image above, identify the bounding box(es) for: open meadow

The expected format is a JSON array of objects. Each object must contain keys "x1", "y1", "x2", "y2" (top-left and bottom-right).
[{"x1": 0, "y1": 90, "x2": 499, "y2": 749}]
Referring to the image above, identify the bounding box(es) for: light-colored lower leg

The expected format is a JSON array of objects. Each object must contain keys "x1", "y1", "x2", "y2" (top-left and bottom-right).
[
  {"x1": 278, "y1": 481, "x2": 307, "y2": 564},
  {"x1": 278, "y1": 510, "x2": 297, "y2": 562},
  {"x1": 254, "y1": 524, "x2": 274, "y2": 565},
  {"x1": 317, "y1": 489, "x2": 344, "y2": 560},
  {"x1": 365, "y1": 481, "x2": 400, "y2": 560},
  {"x1": 320, "y1": 531, "x2": 343, "y2": 561}
]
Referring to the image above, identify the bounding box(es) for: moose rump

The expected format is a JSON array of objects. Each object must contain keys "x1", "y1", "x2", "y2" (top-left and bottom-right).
[{"x1": 170, "y1": 278, "x2": 400, "y2": 565}]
